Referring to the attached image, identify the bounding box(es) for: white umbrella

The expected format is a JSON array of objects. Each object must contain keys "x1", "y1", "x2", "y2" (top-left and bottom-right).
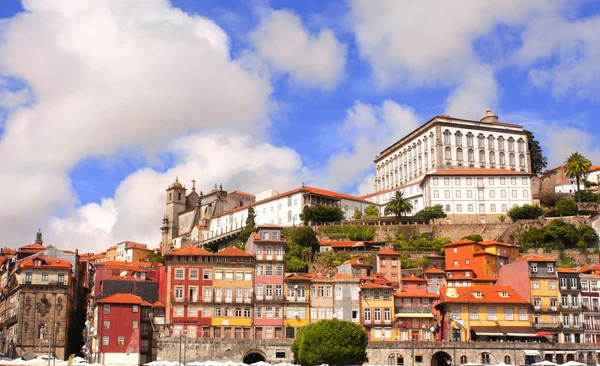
[
  {"x1": 561, "y1": 362, "x2": 586, "y2": 366},
  {"x1": 461, "y1": 363, "x2": 483, "y2": 366},
  {"x1": 533, "y1": 362, "x2": 559, "y2": 366},
  {"x1": 221, "y1": 362, "x2": 238, "y2": 366},
  {"x1": 199, "y1": 361, "x2": 222, "y2": 366},
  {"x1": 251, "y1": 362, "x2": 272, "y2": 366},
  {"x1": 273, "y1": 363, "x2": 297, "y2": 366},
  {"x1": 186, "y1": 363, "x2": 203, "y2": 366}
]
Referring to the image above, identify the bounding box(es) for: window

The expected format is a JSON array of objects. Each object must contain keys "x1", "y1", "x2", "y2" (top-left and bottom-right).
[
  {"x1": 58, "y1": 273, "x2": 65, "y2": 284},
  {"x1": 132, "y1": 320, "x2": 138, "y2": 329},
  {"x1": 443, "y1": 130, "x2": 451, "y2": 145},
  {"x1": 175, "y1": 287, "x2": 184, "y2": 300},
  {"x1": 504, "y1": 308, "x2": 514, "y2": 321},
  {"x1": 455, "y1": 132, "x2": 463, "y2": 146},
  {"x1": 433, "y1": 190, "x2": 439, "y2": 198},
  {"x1": 468, "y1": 149, "x2": 474, "y2": 162},
  {"x1": 203, "y1": 270, "x2": 212, "y2": 280},
  {"x1": 481, "y1": 353, "x2": 491, "y2": 365},
  {"x1": 532, "y1": 280, "x2": 540, "y2": 289},
  {"x1": 455, "y1": 190, "x2": 461, "y2": 198},
  {"x1": 469, "y1": 307, "x2": 479, "y2": 320},
  {"x1": 531, "y1": 264, "x2": 538, "y2": 273},
  {"x1": 41, "y1": 273, "x2": 48, "y2": 281},
  {"x1": 174, "y1": 306, "x2": 184, "y2": 317},
  {"x1": 549, "y1": 281, "x2": 557, "y2": 290},
  {"x1": 487, "y1": 308, "x2": 497, "y2": 320},
  {"x1": 103, "y1": 320, "x2": 110, "y2": 329},
  {"x1": 103, "y1": 305, "x2": 111, "y2": 314},
  {"x1": 512, "y1": 190, "x2": 517, "y2": 198},
  {"x1": 479, "y1": 150, "x2": 485, "y2": 163},
  {"x1": 445, "y1": 190, "x2": 451, "y2": 198},
  {"x1": 518, "y1": 308, "x2": 527, "y2": 321},
  {"x1": 117, "y1": 336, "x2": 125, "y2": 346},
  {"x1": 132, "y1": 305, "x2": 139, "y2": 313},
  {"x1": 175, "y1": 269, "x2": 185, "y2": 279},
  {"x1": 102, "y1": 336, "x2": 110, "y2": 346}
]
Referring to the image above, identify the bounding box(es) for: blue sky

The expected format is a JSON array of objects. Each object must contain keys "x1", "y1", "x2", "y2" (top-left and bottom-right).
[{"x1": 1, "y1": 0, "x2": 599, "y2": 250}]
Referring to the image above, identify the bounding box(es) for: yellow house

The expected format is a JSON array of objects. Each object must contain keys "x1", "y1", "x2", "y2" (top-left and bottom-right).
[
  {"x1": 283, "y1": 274, "x2": 311, "y2": 339},
  {"x1": 210, "y1": 246, "x2": 255, "y2": 338},
  {"x1": 361, "y1": 282, "x2": 395, "y2": 341},
  {"x1": 437, "y1": 286, "x2": 535, "y2": 343}
]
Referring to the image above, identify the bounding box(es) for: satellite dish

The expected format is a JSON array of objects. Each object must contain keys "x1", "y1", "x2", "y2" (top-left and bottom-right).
[
  {"x1": 294, "y1": 285, "x2": 298, "y2": 289},
  {"x1": 430, "y1": 326, "x2": 436, "y2": 332},
  {"x1": 120, "y1": 271, "x2": 127, "y2": 277}
]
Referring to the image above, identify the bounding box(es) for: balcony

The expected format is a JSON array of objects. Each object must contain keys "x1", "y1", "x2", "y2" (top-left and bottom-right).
[
  {"x1": 7, "y1": 315, "x2": 17, "y2": 326},
  {"x1": 203, "y1": 297, "x2": 212, "y2": 303}
]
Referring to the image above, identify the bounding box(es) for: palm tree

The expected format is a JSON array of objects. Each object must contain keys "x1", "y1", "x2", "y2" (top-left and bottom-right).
[
  {"x1": 565, "y1": 152, "x2": 591, "y2": 203},
  {"x1": 384, "y1": 191, "x2": 414, "y2": 223}
]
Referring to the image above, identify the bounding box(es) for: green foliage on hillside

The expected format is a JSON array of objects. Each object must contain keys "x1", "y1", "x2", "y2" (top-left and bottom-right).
[
  {"x1": 507, "y1": 204, "x2": 544, "y2": 221},
  {"x1": 520, "y1": 219, "x2": 599, "y2": 251},
  {"x1": 292, "y1": 320, "x2": 368, "y2": 366},
  {"x1": 556, "y1": 199, "x2": 578, "y2": 216},
  {"x1": 400, "y1": 254, "x2": 431, "y2": 269},
  {"x1": 415, "y1": 205, "x2": 447, "y2": 223},
  {"x1": 315, "y1": 252, "x2": 353, "y2": 267},
  {"x1": 320, "y1": 225, "x2": 377, "y2": 241},
  {"x1": 393, "y1": 232, "x2": 450, "y2": 253},
  {"x1": 365, "y1": 205, "x2": 380, "y2": 218},
  {"x1": 301, "y1": 205, "x2": 345, "y2": 225},
  {"x1": 238, "y1": 206, "x2": 257, "y2": 243},
  {"x1": 283, "y1": 227, "x2": 320, "y2": 273},
  {"x1": 463, "y1": 234, "x2": 483, "y2": 242}
]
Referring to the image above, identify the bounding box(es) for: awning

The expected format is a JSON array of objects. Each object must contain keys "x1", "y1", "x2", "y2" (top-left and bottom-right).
[
  {"x1": 471, "y1": 325, "x2": 503, "y2": 336},
  {"x1": 395, "y1": 313, "x2": 434, "y2": 318},
  {"x1": 471, "y1": 325, "x2": 537, "y2": 337},
  {"x1": 524, "y1": 350, "x2": 541, "y2": 356}
]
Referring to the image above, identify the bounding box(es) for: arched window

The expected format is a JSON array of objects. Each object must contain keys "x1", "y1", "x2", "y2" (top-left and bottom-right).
[
  {"x1": 388, "y1": 353, "x2": 404, "y2": 365},
  {"x1": 467, "y1": 132, "x2": 474, "y2": 147},
  {"x1": 478, "y1": 134, "x2": 485, "y2": 148},
  {"x1": 460, "y1": 356, "x2": 468, "y2": 365},
  {"x1": 487, "y1": 135, "x2": 494, "y2": 150},
  {"x1": 479, "y1": 150, "x2": 486, "y2": 163},
  {"x1": 423, "y1": 137, "x2": 428, "y2": 150},
  {"x1": 418, "y1": 156, "x2": 422, "y2": 169},
  {"x1": 457, "y1": 148, "x2": 463, "y2": 161},
  {"x1": 508, "y1": 137, "x2": 515, "y2": 151},
  {"x1": 38, "y1": 324, "x2": 46, "y2": 340},
  {"x1": 510, "y1": 153, "x2": 516, "y2": 166},
  {"x1": 504, "y1": 356, "x2": 511, "y2": 364},
  {"x1": 424, "y1": 152, "x2": 428, "y2": 166},
  {"x1": 518, "y1": 138, "x2": 525, "y2": 152},
  {"x1": 178, "y1": 192, "x2": 182, "y2": 200},
  {"x1": 489, "y1": 152, "x2": 495, "y2": 164},
  {"x1": 418, "y1": 141, "x2": 423, "y2": 154},
  {"x1": 498, "y1": 136, "x2": 505, "y2": 150},
  {"x1": 455, "y1": 131, "x2": 463, "y2": 147},
  {"x1": 445, "y1": 147, "x2": 452, "y2": 161},
  {"x1": 499, "y1": 152, "x2": 505, "y2": 165},
  {"x1": 468, "y1": 149, "x2": 475, "y2": 162},
  {"x1": 519, "y1": 154, "x2": 526, "y2": 167},
  {"x1": 481, "y1": 353, "x2": 492, "y2": 365}
]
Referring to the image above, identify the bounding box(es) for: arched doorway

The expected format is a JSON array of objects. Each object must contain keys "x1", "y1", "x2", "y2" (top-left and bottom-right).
[
  {"x1": 243, "y1": 351, "x2": 266, "y2": 364},
  {"x1": 432, "y1": 352, "x2": 452, "y2": 366},
  {"x1": 387, "y1": 353, "x2": 404, "y2": 365}
]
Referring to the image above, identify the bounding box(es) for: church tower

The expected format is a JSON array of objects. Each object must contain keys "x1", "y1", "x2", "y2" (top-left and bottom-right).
[{"x1": 162, "y1": 178, "x2": 186, "y2": 254}]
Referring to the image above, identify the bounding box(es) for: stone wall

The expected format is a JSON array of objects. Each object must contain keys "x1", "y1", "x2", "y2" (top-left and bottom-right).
[
  {"x1": 497, "y1": 216, "x2": 592, "y2": 244},
  {"x1": 155, "y1": 338, "x2": 599, "y2": 365}
]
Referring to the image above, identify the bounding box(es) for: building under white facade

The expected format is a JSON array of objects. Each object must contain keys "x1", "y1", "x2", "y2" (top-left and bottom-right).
[{"x1": 362, "y1": 109, "x2": 534, "y2": 222}]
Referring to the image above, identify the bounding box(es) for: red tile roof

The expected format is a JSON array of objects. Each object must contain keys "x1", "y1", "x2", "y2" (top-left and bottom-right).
[
  {"x1": 443, "y1": 239, "x2": 476, "y2": 247},
  {"x1": 1, "y1": 247, "x2": 16, "y2": 255},
  {"x1": 214, "y1": 246, "x2": 253, "y2": 257},
  {"x1": 104, "y1": 275, "x2": 143, "y2": 281},
  {"x1": 478, "y1": 240, "x2": 518, "y2": 248},
  {"x1": 361, "y1": 283, "x2": 392, "y2": 289},
  {"x1": 320, "y1": 241, "x2": 366, "y2": 248},
  {"x1": 359, "y1": 181, "x2": 421, "y2": 199},
  {"x1": 302, "y1": 273, "x2": 329, "y2": 279},
  {"x1": 402, "y1": 275, "x2": 426, "y2": 282},
  {"x1": 557, "y1": 268, "x2": 578, "y2": 273},
  {"x1": 98, "y1": 293, "x2": 143, "y2": 305},
  {"x1": 341, "y1": 257, "x2": 371, "y2": 266},
  {"x1": 165, "y1": 246, "x2": 212, "y2": 256},
  {"x1": 425, "y1": 267, "x2": 446, "y2": 274},
  {"x1": 394, "y1": 291, "x2": 439, "y2": 298},
  {"x1": 19, "y1": 244, "x2": 46, "y2": 250},
  {"x1": 20, "y1": 257, "x2": 72, "y2": 269},
  {"x1": 141, "y1": 301, "x2": 153, "y2": 307},
  {"x1": 231, "y1": 190, "x2": 254, "y2": 197},
  {"x1": 439, "y1": 286, "x2": 528, "y2": 304},
  {"x1": 332, "y1": 273, "x2": 354, "y2": 279},
  {"x1": 377, "y1": 248, "x2": 400, "y2": 255},
  {"x1": 285, "y1": 274, "x2": 310, "y2": 280},
  {"x1": 153, "y1": 301, "x2": 165, "y2": 307},
  {"x1": 516, "y1": 254, "x2": 557, "y2": 263}
]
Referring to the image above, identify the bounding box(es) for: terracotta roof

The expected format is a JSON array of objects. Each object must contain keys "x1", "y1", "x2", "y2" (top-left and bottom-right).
[
  {"x1": 20, "y1": 257, "x2": 72, "y2": 269},
  {"x1": 153, "y1": 301, "x2": 165, "y2": 308},
  {"x1": 402, "y1": 275, "x2": 426, "y2": 282},
  {"x1": 341, "y1": 257, "x2": 371, "y2": 266},
  {"x1": 473, "y1": 249, "x2": 490, "y2": 255},
  {"x1": 165, "y1": 246, "x2": 212, "y2": 256},
  {"x1": 361, "y1": 283, "x2": 392, "y2": 289},
  {"x1": 214, "y1": 246, "x2": 253, "y2": 257},
  {"x1": 302, "y1": 273, "x2": 329, "y2": 279},
  {"x1": 378, "y1": 248, "x2": 400, "y2": 255},
  {"x1": 1, "y1": 248, "x2": 16, "y2": 255},
  {"x1": 443, "y1": 239, "x2": 476, "y2": 247},
  {"x1": 332, "y1": 273, "x2": 354, "y2": 279},
  {"x1": 98, "y1": 293, "x2": 143, "y2": 305},
  {"x1": 421, "y1": 169, "x2": 532, "y2": 186},
  {"x1": 104, "y1": 275, "x2": 143, "y2": 281},
  {"x1": 516, "y1": 254, "x2": 557, "y2": 263},
  {"x1": 394, "y1": 291, "x2": 439, "y2": 298},
  {"x1": 360, "y1": 181, "x2": 422, "y2": 199},
  {"x1": 557, "y1": 268, "x2": 578, "y2": 273},
  {"x1": 19, "y1": 244, "x2": 46, "y2": 250},
  {"x1": 285, "y1": 274, "x2": 310, "y2": 280},
  {"x1": 579, "y1": 264, "x2": 600, "y2": 274},
  {"x1": 478, "y1": 240, "x2": 518, "y2": 248},
  {"x1": 320, "y1": 241, "x2": 367, "y2": 248},
  {"x1": 230, "y1": 190, "x2": 254, "y2": 197},
  {"x1": 439, "y1": 286, "x2": 528, "y2": 304},
  {"x1": 141, "y1": 301, "x2": 153, "y2": 307},
  {"x1": 424, "y1": 267, "x2": 446, "y2": 274}
]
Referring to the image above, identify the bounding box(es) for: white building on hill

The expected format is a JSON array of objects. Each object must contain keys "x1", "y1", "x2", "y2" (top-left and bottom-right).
[{"x1": 362, "y1": 109, "x2": 534, "y2": 222}]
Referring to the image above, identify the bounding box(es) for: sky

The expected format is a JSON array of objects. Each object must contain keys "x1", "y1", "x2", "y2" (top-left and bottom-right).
[{"x1": 1, "y1": 0, "x2": 600, "y2": 252}]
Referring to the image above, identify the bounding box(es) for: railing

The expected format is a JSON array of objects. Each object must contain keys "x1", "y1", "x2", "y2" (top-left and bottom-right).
[{"x1": 7, "y1": 315, "x2": 17, "y2": 326}]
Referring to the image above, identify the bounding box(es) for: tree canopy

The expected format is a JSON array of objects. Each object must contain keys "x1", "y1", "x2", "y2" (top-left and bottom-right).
[
  {"x1": 415, "y1": 205, "x2": 447, "y2": 223},
  {"x1": 565, "y1": 152, "x2": 591, "y2": 203},
  {"x1": 527, "y1": 131, "x2": 548, "y2": 174},
  {"x1": 291, "y1": 320, "x2": 368, "y2": 366},
  {"x1": 352, "y1": 210, "x2": 363, "y2": 220},
  {"x1": 284, "y1": 227, "x2": 320, "y2": 273},
  {"x1": 384, "y1": 191, "x2": 413, "y2": 222},
  {"x1": 142, "y1": 252, "x2": 164, "y2": 264},
  {"x1": 300, "y1": 205, "x2": 345, "y2": 225},
  {"x1": 556, "y1": 199, "x2": 578, "y2": 217},
  {"x1": 520, "y1": 220, "x2": 598, "y2": 251},
  {"x1": 507, "y1": 204, "x2": 544, "y2": 221},
  {"x1": 238, "y1": 206, "x2": 257, "y2": 243},
  {"x1": 365, "y1": 205, "x2": 380, "y2": 218}
]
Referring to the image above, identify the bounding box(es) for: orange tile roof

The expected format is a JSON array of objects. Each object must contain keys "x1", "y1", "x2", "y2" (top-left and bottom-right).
[
  {"x1": 425, "y1": 267, "x2": 446, "y2": 274},
  {"x1": 377, "y1": 248, "x2": 400, "y2": 255},
  {"x1": 473, "y1": 250, "x2": 490, "y2": 255},
  {"x1": 426, "y1": 168, "x2": 533, "y2": 177},
  {"x1": 579, "y1": 264, "x2": 600, "y2": 273},
  {"x1": 141, "y1": 301, "x2": 153, "y2": 307},
  {"x1": 20, "y1": 257, "x2": 72, "y2": 269},
  {"x1": 19, "y1": 244, "x2": 46, "y2": 251},
  {"x1": 153, "y1": 301, "x2": 165, "y2": 307},
  {"x1": 516, "y1": 254, "x2": 557, "y2": 263},
  {"x1": 557, "y1": 268, "x2": 578, "y2": 273},
  {"x1": 361, "y1": 283, "x2": 392, "y2": 289},
  {"x1": 478, "y1": 240, "x2": 518, "y2": 248},
  {"x1": 320, "y1": 241, "x2": 367, "y2": 248},
  {"x1": 439, "y1": 286, "x2": 528, "y2": 304},
  {"x1": 285, "y1": 274, "x2": 310, "y2": 280},
  {"x1": 1, "y1": 247, "x2": 16, "y2": 255},
  {"x1": 230, "y1": 190, "x2": 254, "y2": 197},
  {"x1": 332, "y1": 273, "x2": 354, "y2": 279},
  {"x1": 214, "y1": 246, "x2": 253, "y2": 257},
  {"x1": 104, "y1": 275, "x2": 143, "y2": 281},
  {"x1": 165, "y1": 246, "x2": 212, "y2": 256},
  {"x1": 443, "y1": 239, "x2": 477, "y2": 247},
  {"x1": 402, "y1": 275, "x2": 426, "y2": 282},
  {"x1": 302, "y1": 273, "x2": 329, "y2": 279},
  {"x1": 98, "y1": 293, "x2": 143, "y2": 305},
  {"x1": 341, "y1": 257, "x2": 371, "y2": 266},
  {"x1": 394, "y1": 291, "x2": 439, "y2": 298},
  {"x1": 360, "y1": 181, "x2": 421, "y2": 199}
]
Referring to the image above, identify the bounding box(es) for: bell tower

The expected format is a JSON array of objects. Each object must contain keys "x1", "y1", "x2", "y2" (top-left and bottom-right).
[{"x1": 163, "y1": 177, "x2": 186, "y2": 253}]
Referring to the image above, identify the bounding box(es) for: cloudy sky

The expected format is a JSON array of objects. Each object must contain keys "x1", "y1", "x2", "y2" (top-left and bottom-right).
[{"x1": 1, "y1": 0, "x2": 599, "y2": 252}]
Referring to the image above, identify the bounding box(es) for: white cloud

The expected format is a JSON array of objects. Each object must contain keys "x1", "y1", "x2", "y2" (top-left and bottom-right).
[
  {"x1": 249, "y1": 9, "x2": 347, "y2": 91},
  {"x1": 50, "y1": 134, "x2": 305, "y2": 252},
  {"x1": 515, "y1": 13, "x2": 600, "y2": 100},
  {"x1": 445, "y1": 65, "x2": 499, "y2": 120},
  {"x1": 313, "y1": 100, "x2": 419, "y2": 194},
  {"x1": 0, "y1": 0, "x2": 274, "y2": 249}
]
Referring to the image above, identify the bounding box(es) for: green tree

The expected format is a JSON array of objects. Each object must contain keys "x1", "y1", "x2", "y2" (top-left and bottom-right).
[
  {"x1": 415, "y1": 205, "x2": 447, "y2": 223},
  {"x1": 507, "y1": 204, "x2": 544, "y2": 221},
  {"x1": 292, "y1": 320, "x2": 368, "y2": 366},
  {"x1": 527, "y1": 131, "x2": 548, "y2": 174},
  {"x1": 577, "y1": 224, "x2": 599, "y2": 248},
  {"x1": 301, "y1": 205, "x2": 345, "y2": 225},
  {"x1": 365, "y1": 205, "x2": 380, "y2": 218},
  {"x1": 288, "y1": 226, "x2": 320, "y2": 253},
  {"x1": 238, "y1": 206, "x2": 257, "y2": 243},
  {"x1": 556, "y1": 199, "x2": 578, "y2": 217},
  {"x1": 352, "y1": 210, "x2": 363, "y2": 220},
  {"x1": 384, "y1": 191, "x2": 413, "y2": 222},
  {"x1": 565, "y1": 152, "x2": 592, "y2": 203},
  {"x1": 143, "y1": 252, "x2": 164, "y2": 264},
  {"x1": 463, "y1": 234, "x2": 483, "y2": 242}
]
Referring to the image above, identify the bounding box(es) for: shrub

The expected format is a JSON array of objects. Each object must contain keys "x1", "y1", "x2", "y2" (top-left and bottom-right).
[
  {"x1": 352, "y1": 210, "x2": 363, "y2": 220},
  {"x1": 415, "y1": 205, "x2": 447, "y2": 223},
  {"x1": 520, "y1": 219, "x2": 599, "y2": 251},
  {"x1": 463, "y1": 234, "x2": 483, "y2": 242},
  {"x1": 320, "y1": 226, "x2": 376, "y2": 241},
  {"x1": 365, "y1": 205, "x2": 380, "y2": 218},
  {"x1": 539, "y1": 191, "x2": 571, "y2": 207},
  {"x1": 301, "y1": 205, "x2": 345, "y2": 225},
  {"x1": 507, "y1": 204, "x2": 544, "y2": 221},
  {"x1": 556, "y1": 199, "x2": 578, "y2": 216}
]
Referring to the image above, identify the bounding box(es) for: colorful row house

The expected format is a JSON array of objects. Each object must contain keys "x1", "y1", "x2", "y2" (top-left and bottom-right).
[{"x1": 394, "y1": 276, "x2": 439, "y2": 341}]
